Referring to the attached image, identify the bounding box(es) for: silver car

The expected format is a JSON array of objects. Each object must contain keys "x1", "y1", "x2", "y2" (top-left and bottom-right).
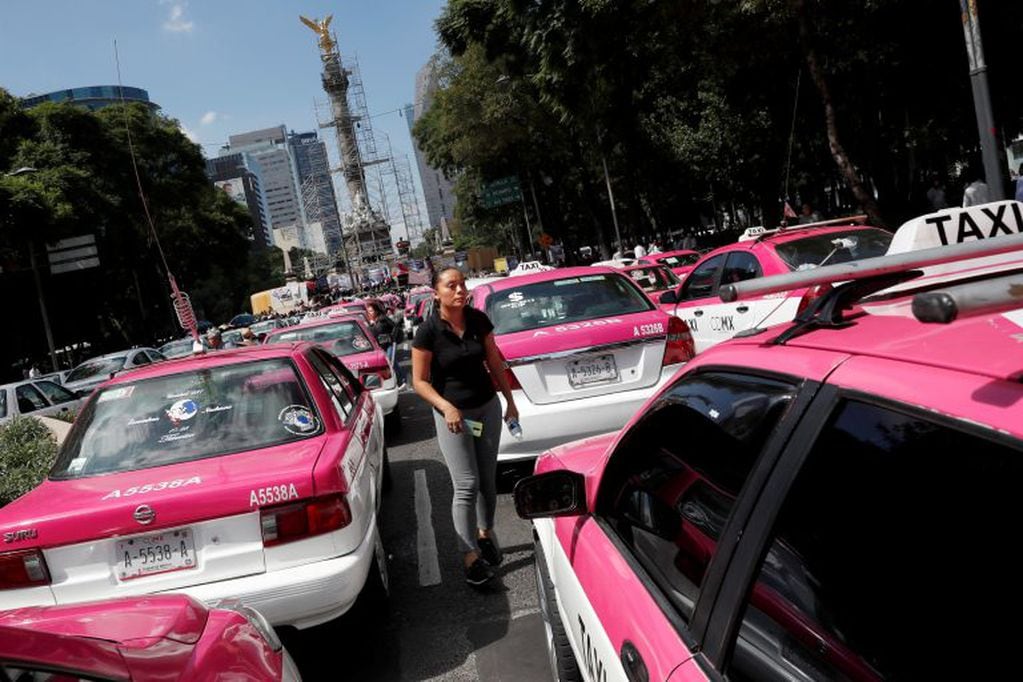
[
  {"x1": 63, "y1": 348, "x2": 166, "y2": 397},
  {"x1": 0, "y1": 379, "x2": 86, "y2": 424}
]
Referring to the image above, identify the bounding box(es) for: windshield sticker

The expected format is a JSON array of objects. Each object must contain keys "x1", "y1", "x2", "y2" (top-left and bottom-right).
[
  {"x1": 166, "y1": 399, "x2": 199, "y2": 425},
  {"x1": 249, "y1": 484, "x2": 300, "y2": 507},
  {"x1": 553, "y1": 278, "x2": 581, "y2": 286},
  {"x1": 158, "y1": 426, "x2": 196, "y2": 444},
  {"x1": 508, "y1": 292, "x2": 524, "y2": 302},
  {"x1": 67, "y1": 457, "x2": 87, "y2": 474},
  {"x1": 203, "y1": 404, "x2": 233, "y2": 414},
  {"x1": 98, "y1": 386, "x2": 135, "y2": 403},
  {"x1": 579, "y1": 275, "x2": 606, "y2": 282},
  {"x1": 101, "y1": 476, "x2": 202, "y2": 500},
  {"x1": 165, "y1": 388, "x2": 203, "y2": 400},
  {"x1": 128, "y1": 416, "x2": 160, "y2": 426},
  {"x1": 352, "y1": 337, "x2": 372, "y2": 351},
  {"x1": 279, "y1": 405, "x2": 318, "y2": 435}
]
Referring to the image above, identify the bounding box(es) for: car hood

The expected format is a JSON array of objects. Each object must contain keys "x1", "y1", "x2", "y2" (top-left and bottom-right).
[{"x1": 0, "y1": 437, "x2": 326, "y2": 548}]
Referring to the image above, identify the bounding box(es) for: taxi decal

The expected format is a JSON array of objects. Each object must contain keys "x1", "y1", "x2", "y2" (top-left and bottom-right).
[
  {"x1": 3, "y1": 529, "x2": 37, "y2": 544},
  {"x1": 632, "y1": 322, "x2": 664, "y2": 337},
  {"x1": 98, "y1": 386, "x2": 134, "y2": 403},
  {"x1": 166, "y1": 399, "x2": 199, "y2": 425},
  {"x1": 926, "y1": 202, "x2": 1023, "y2": 246},
  {"x1": 279, "y1": 405, "x2": 319, "y2": 434},
  {"x1": 532, "y1": 318, "x2": 624, "y2": 336},
  {"x1": 577, "y1": 614, "x2": 609, "y2": 682},
  {"x1": 249, "y1": 484, "x2": 299, "y2": 507},
  {"x1": 101, "y1": 477, "x2": 202, "y2": 500}
]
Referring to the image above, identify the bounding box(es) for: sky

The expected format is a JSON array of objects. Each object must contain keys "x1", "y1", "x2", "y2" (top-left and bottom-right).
[{"x1": 0, "y1": 0, "x2": 447, "y2": 233}]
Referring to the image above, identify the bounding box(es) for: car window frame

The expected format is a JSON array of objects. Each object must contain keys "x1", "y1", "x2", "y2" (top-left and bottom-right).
[
  {"x1": 700, "y1": 384, "x2": 1023, "y2": 675},
  {"x1": 34, "y1": 380, "x2": 76, "y2": 406},
  {"x1": 720, "y1": 251, "x2": 763, "y2": 287},
  {"x1": 15, "y1": 383, "x2": 49, "y2": 414},
  {"x1": 305, "y1": 347, "x2": 360, "y2": 426},
  {"x1": 591, "y1": 365, "x2": 822, "y2": 658}
]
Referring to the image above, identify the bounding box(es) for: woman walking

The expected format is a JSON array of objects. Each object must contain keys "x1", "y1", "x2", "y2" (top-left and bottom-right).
[{"x1": 411, "y1": 267, "x2": 518, "y2": 587}]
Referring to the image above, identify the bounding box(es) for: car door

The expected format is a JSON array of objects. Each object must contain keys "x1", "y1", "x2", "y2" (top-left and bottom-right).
[
  {"x1": 33, "y1": 380, "x2": 81, "y2": 419},
  {"x1": 697, "y1": 362, "x2": 1023, "y2": 681},
  {"x1": 673, "y1": 252, "x2": 767, "y2": 354},
  {"x1": 14, "y1": 384, "x2": 49, "y2": 417},
  {"x1": 544, "y1": 369, "x2": 810, "y2": 681}
]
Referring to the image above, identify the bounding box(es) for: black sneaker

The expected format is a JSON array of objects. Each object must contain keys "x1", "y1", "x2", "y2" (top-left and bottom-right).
[
  {"x1": 464, "y1": 558, "x2": 495, "y2": 587},
  {"x1": 477, "y1": 536, "x2": 503, "y2": 567}
]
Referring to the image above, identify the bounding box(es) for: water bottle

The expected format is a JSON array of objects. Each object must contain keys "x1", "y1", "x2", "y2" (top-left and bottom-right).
[{"x1": 505, "y1": 417, "x2": 523, "y2": 440}]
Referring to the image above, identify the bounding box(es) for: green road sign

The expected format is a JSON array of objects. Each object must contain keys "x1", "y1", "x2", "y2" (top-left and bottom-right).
[{"x1": 481, "y1": 176, "x2": 522, "y2": 209}]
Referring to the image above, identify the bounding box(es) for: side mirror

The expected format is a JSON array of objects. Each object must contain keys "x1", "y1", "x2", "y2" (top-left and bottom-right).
[
  {"x1": 513, "y1": 470, "x2": 587, "y2": 519},
  {"x1": 361, "y1": 374, "x2": 382, "y2": 389},
  {"x1": 376, "y1": 333, "x2": 392, "y2": 347},
  {"x1": 659, "y1": 289, "x2": 678, "y2": 304}
]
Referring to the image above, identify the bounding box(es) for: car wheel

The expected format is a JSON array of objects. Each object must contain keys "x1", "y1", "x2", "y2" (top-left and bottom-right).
[
  {"x1": 534, "y1": 536, "x2": 583, "y2": 682},
  {"x1": 385, "y1": 404, "x2": 402, "y2": 435},
  {"x1": 362, "y1": 529, "x2": 390, "y2": 609},
  {"x1": 381, "y1": 448, "x2": 393, "y2": 495}
]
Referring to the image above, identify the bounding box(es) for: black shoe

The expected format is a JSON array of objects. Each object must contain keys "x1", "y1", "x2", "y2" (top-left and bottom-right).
[
  {"x1": 477, "y1": 536, "x2": 503, "y2": 567},
  {"x1": 465, "y1": 558, "x2": 495, "y2": 587}
]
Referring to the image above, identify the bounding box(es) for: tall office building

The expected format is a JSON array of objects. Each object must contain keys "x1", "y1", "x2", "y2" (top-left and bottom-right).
[
  {"x1": 21, "y1": 85, "x2": 159, "y2": 112},
  {"x1": 205, "y1": 153, "x2": 272, "y2": 248},
  {"x1": 288, "y1": 131, "x2": 343, "y2": 254},
  {"x1": 409, "y1": 58, "x2": 457, "y2": 237}
]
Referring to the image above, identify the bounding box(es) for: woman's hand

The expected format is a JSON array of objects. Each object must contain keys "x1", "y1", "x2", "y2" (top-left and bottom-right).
[
  {"x1": 442, "y1": 404, "x2": 464, "y2": 434},
  {"x1": 504, "y1": 402, "x2": 519, "y2": 423}
]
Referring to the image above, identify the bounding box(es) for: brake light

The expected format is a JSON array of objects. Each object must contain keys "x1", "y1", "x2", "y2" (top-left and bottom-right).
[
  {"x1": 0, "y1": 549, "x2": 50, "y2": 589},
  {"x1": 663, "y1": 316, "x2": 695, "y2": 365},
  {"x1": 260, "y1": 494, "x2": 352, "y2": 547},
  {"x1": 796, "y1": 283, "x2": 833, "y2": 316}
]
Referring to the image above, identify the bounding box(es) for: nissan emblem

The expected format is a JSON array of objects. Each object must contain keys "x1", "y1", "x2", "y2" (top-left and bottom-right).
[{"x1": 133, "y1": 504, "x2": 156, "y2": 525}]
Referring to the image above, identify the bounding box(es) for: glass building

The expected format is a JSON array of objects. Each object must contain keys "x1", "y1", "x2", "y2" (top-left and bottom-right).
[{"x1": 21, "y1": 85, "x2": 158, "y2": 112}]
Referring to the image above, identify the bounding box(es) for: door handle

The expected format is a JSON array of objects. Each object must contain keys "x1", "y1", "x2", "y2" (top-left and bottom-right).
[
  {"x1": 692, "y1": 309, "x2": 704, "y2": 317},
  {"x1": 620, "y1": 641, "x2": 648, "y2": 682},
  {"x1": 736, "y1": 305, "x2": 749, "y2": 314}
]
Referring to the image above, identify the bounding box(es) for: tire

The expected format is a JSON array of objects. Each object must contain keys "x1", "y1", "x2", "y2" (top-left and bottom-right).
[
  {"x1": 533, "y1": 536, "x2": 583, "y2": 682},
  {"x1": 361, "y1": 528, "x2": 390, "y2": 607},
  {"x1": 381, "y1": 447, "x2": 393, "y2": 495},
  {"x1": 385, "y1": 403, "x2": 403, "y2": 435}
]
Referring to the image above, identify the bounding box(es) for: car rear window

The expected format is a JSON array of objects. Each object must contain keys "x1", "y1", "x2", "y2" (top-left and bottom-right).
[
  {"x1": 485, "y1": 273, "x2": 653, "y2": 334},
  {"x1": 66, "y1": 356, "x2": 127, "y2": 383},
  {"x1": 51, "y1": 358, "x2": 322, "y2": 479},
  {"x1": 267, "y1": 321, "x2": 373, "y2": 357},
  {"x1": 772, "y1": 228, "x2": 892, "y2": 271},
  {"x1": 626, "y1": 266, "x2": 679, "y2": 292}
]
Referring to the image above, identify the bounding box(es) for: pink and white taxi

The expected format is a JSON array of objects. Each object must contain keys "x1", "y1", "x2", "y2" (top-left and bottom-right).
[
  {"x1": 264, "y1": 316, "x2": 401, "y2": 431},
  {"x1": 0, "y1": 595, "x2": 301, "y2": 680},
  {"x1": 469, "y1": 266, "x2": 693, "y2": 462},
  {"x1": 638, "y1": 248, "x2": 701, "y2": 277},
  {"x1": 0, "y1": 344, "x2": 388, "y2": 630},
  {"x1": 514, "y1": 203, "x2": 1023, "y2": 681},
  {"x1": 404, "y1": 286, "x2": 434, "y2": 336},
  {"x1": 659, "y1": 217, "x2": 892, "y2": 353}
]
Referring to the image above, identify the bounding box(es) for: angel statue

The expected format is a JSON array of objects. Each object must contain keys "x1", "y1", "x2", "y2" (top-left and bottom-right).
[{"x1": 300, "y1": 15, "x2": 336, "y2": 54}]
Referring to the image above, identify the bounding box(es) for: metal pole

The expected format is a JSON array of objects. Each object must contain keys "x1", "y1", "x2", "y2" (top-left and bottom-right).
[
  {"x1": 600, "y1": 151, "x2": 623, "y2": 252},
  {"x1": 28, "y1": 241, "x2": 59, "y2": 373},
  {"x1": 528, "y1": 174, "x2": 544, "y2": 234},
  {"x1": 960, "y1": 0, "x2": 1006, "y2": 199},
  {"x1": 519, "y1": 183, "x2": 533, "y2": 258}
]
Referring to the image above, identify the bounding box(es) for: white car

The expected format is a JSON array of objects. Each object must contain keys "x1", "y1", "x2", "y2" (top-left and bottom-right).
[
  {"x1": 63, "y1": 348, "x2": 166, "y2": 396},
  {"x1": 0, "y1": 379, "x2": 86, "y2": 424}
]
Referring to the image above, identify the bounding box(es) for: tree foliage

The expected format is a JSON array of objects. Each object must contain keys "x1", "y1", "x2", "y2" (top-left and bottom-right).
[{"x1": 417, "y1": 0, "x2": 1023, "y2": 251}]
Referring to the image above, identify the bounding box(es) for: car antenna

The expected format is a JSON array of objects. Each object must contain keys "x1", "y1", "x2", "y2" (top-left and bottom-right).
[{"x1": 113, "y1": 40, "x2": 201, "y2": 351}]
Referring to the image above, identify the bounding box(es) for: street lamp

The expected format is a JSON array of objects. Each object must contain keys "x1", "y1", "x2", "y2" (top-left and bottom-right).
[{"x1": 3, "y1": 166, "x2": 60, "y2": 373}]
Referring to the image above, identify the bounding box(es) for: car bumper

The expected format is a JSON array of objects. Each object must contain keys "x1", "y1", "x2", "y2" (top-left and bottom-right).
[
  {"x1": 371, "y1": 379, "x2": 399, "y2": 416},
  {"x1": 162, "y1": 517, "x2": 379, "y2": 630},
  {"x1": 496, "y1": 363, "x2": 683, "y2": 463}
]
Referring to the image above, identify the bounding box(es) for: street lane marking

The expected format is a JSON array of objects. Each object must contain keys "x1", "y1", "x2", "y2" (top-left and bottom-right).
[{"x1": 414, "y1": 468, "x2": 442, "y2": 586}]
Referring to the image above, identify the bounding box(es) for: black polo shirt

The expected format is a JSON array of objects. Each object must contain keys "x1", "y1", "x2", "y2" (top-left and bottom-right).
[{"x1": 412, "y1": 306, "x2": 497, "y2": 409}]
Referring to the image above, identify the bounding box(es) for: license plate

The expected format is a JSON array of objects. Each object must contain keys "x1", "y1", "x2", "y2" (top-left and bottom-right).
[
  {"x1": 567, "y1": 354, "x2": 619, "y2": 388},
  {"x1": 115, "y1": 528, "x2": 196, "y2": 581}
]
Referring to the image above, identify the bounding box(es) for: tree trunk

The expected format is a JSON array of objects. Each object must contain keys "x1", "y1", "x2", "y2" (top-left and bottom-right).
[{"x1": 795, "y1": 0, "x2": 885, "y2": 227}]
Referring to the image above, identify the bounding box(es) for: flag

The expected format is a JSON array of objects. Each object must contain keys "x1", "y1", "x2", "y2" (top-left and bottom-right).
[{"x1": 783, "y1": 202, "x2": 797, "y2": 218}]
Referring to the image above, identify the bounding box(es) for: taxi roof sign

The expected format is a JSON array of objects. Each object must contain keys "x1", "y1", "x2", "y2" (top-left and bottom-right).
[{"x1": 888, "y1": 200, "x2": 1023, "y2": 254}]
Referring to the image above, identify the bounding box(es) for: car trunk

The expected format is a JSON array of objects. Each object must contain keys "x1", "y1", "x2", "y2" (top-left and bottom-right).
[
  {"x1": 496, "y1": 310, "x2": 670, "y2": 405},
  {"x1": 1, "y1": 438, "x2": 325, "y2": 605}
]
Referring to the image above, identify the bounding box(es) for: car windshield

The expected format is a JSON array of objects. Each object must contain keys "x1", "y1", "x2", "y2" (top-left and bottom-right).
[
  {"x1": 773, "y1": 228, "x2": 892, "y2": 270},
  {"x1": 51, "y1": 358, "x2": 321, "y2": 479},
  {"x1": 251, "y1": 320, "x2": 277, "y2": 335},
  {"x1": 658, "y1": 253, "x2": 700, "y2": 268},
  {"x1": 160, "y1": 339, "x2": 198, "y2": 358},
  {"x1": 626, "y1": 266, "x2": 680, "y2": 292},
  {"x1": 267, "y1": 321, "x2": 373, "y2": 357},
  {"x1": 66, "y1": 356, "x2": 127, "y2": 383},
  {"x1": 485, "y1": 273, "x2": 653, "y2": 334}
]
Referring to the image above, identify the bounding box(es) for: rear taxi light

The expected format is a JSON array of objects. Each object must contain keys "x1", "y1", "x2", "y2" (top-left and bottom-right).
[
  {"x1": 663, "y1": 316, "x2": 695, "y2": 365},
  {"x1": 796, "y1": 283, "x2": 833, "y2": 316},
  {"x1": 260, "y1": 494, "x2": 352, "y2": 547},
  {"x1": 0, "y1": 549, "x2": 50, "y2": 589}
]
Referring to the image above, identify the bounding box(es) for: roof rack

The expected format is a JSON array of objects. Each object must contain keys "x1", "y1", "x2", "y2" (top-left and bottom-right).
[
  {"x1": 912, "y1": 272, "x2": 1023, "y2": 324},
  {"x1": 738, "y1": 215, "x2": 868, "y2": 242},
  {"x1": 719, "y1": 231, "x2": 1023, "y2": 303}
]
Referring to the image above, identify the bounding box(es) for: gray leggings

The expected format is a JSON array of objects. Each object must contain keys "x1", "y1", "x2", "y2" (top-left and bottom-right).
[{"x1": 432, "y1": 396, "x2": 502, "y2": 554}]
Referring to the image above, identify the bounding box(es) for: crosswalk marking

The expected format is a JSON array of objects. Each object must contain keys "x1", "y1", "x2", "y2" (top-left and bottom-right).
[{"x1": 413, "y1": 468, "x2": 442, "y2": 586}]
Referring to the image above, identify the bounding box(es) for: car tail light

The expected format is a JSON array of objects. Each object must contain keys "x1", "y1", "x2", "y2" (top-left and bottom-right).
[
  {"x1": 663, "y1": 316, "x2": 695, "y2": 365},
  {"x1": 0, "y1": 549, "x2": 50, "y2": 589},
  {"x1": 260, "y1": 494, "x2": 352, "y2": 547},
  {"x1": 796, "y1": 283, "x2": 833, "y2": 316}
]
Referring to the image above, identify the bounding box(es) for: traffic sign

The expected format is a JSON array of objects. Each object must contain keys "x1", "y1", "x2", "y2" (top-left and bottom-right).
[{"x1": 480, "y1": 176, "x2": 522, "y2": 209}]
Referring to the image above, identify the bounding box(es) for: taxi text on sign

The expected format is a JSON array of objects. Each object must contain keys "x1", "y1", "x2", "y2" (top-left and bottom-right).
[{"x1": 888, "y1": 200, "x2": 1023, "y2": 254}]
